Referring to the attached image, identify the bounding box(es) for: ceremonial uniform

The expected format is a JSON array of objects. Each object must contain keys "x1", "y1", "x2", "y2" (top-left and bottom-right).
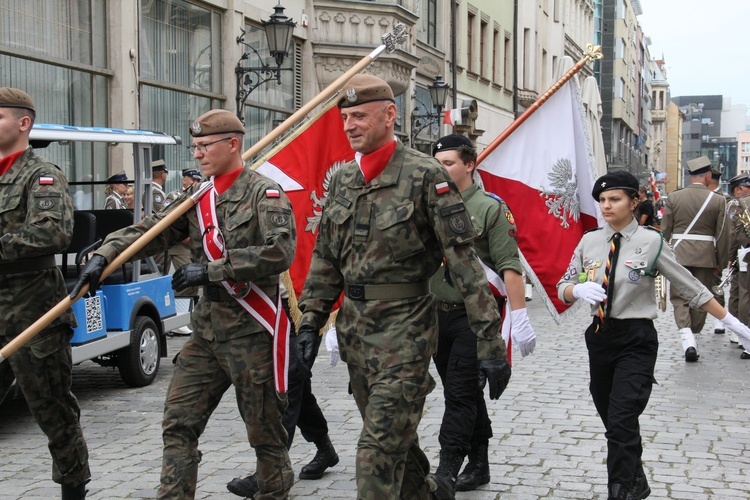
[
  {"x1": 104, "y1": 191, "x2": 127, "y2": 209},
  {"x1": 731, "y1": 194, "x2": 750, "y2": 328},
  {"x1": 163, "y1": 170, "x2": 200, "y2": 295}
]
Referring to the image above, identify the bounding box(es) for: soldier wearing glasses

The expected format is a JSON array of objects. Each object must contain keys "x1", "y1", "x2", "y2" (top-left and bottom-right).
[{"x1": 71, "y1": 109, "x2": 296, "y2": 499}]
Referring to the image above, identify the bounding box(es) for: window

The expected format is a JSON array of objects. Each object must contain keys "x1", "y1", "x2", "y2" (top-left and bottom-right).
[
  {"x1": 616, "y1": 37, "x2": 625, "y2": 59},
  {"x1": 615, "y1": 78, "x2": 624, "y2": 99},
  {"x1": 493, "y1": 28, "x2": 500, "y2": 83},
  {"x1": 467, "y1": 12, "x2": 475, "y2": 73},
  {"x1": 504, "y1": 33, "x2": 512, "y2": 89},
  {"x1": 427, "y1": 0, "x2": 437, "y2": 47},
  {"x1": 480, "y1": 20, "x2": 487, "y2": 77},
  {"x1": 523, "y1": 28, "x2": 531, "y2": 87},
  {"x1": 742, "y1": 142, "x2": 750, "y2": 153}
]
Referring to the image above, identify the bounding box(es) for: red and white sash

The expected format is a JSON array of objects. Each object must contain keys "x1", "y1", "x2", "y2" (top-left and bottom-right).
[
  {"x1": 479, "y1": 260, "x2": 513, "y2": 366},
  {"x1": 197, "y1": 184, "x2": 290, "y2": 393}
]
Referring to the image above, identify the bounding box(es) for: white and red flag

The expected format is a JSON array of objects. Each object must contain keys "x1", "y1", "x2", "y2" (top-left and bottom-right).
[
  {"x1": 477, "y1": 80, "x2": 602, "y2": 321},
  {"x1": 257, "y1": 107, "x2": 355, "y2": 299}
]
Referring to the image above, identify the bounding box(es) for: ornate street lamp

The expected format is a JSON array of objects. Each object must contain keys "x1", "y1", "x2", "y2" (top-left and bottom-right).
[
  {"x1": 410, "y1": 74, "x2": 451, "y2": 147},
  {"x1": 235, "y1": 2, "x2": 296, "y2": 122}
]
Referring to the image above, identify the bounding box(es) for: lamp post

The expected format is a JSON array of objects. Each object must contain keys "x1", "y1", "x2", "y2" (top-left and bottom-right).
[
  {"x1": 410, "y1": 74, "x2": 451, "y2": 147},
  {"x1": 235, "y1": 2, "x2": 296, "y2": 123}
]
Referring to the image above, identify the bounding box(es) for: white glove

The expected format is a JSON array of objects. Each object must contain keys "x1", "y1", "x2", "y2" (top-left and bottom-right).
[
  {"x1": 510, "y1": 308, "x2": 536, "y2": 357},
  {"x1": 325, "y1": 326, "x2": 339, "y2": 367},
  {"x1": 721, "y1": 312, "x2": 750, "y2": 347},
  {"x1": 572, "y1": 282, "x2": 607, "y2": 305}
]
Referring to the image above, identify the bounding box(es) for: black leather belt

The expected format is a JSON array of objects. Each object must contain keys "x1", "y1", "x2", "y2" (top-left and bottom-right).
[
  {"x1": 203, "y1": 285, "x2": 235, "y2": 302},
  {"x1": 344, "y1": 281, "x2": 429, "y2": 301},
  {"x1": 0, "y1": 255, "x2": 56, "y2": 275},
  {"x1": 436, "y1": 300, "x2": 465, "y2": 312}
]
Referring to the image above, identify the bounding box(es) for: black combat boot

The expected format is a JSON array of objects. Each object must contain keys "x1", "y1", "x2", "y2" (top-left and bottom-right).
[
  {"x1": 455, "y1": 442, "x2": 490, "y2": 492},
  {"x1": 299, "y1": 436, "x2": 339, "y2": 479},
  {"x1": 609, "y1": 483, "x2": 635, "y2": 500},
  {"x1": 61, "y1": 482, "x2": 87, "y2": 500},
  {"x1": 630, "y1": 464, "x2": 651, "y2": 499},
  {"x1": 227, "y1": 473, "x2": 259, "y2": 498},
  {"x1": 426, "y1": 450, "x2": 463, "y2": 500}
]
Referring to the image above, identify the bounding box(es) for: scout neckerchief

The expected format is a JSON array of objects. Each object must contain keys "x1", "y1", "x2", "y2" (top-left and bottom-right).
[
  {"x1": 356, "y1": 139, "x2": 397, "y2": 183},
  {"x1": 478, "y1": 260, "x2": 513, "y2": 366},
  {"x1": 196, "y1": 169, "x2": 290, "y2": 394}
]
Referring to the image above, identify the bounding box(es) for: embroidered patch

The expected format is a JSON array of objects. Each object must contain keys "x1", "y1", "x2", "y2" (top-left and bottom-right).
[
  {"x1": 155, "y1": 195, "x2": 163, "y2": 203},
  {"x1": 37, "y1": 197, "x2": 56, "y2": 210},
  {"x1": 38, "y1": 176, "x2": 54, "y2": 185},
  {"x1": 505, "y1": 211, "x2": 515, "y2": 225},
  {"x1": 266, "y1": 189, "x2": 280, "y2": 198},
  {"x1": 449, "y1": 214, "x2": 468, "y2": 233},
  {"x1": 508, "y1": 228, "x2": 518, "y2": 241},
  {"x1": 271, "y1": 213, "x2": 289, "y2": 226},
  {"x1": 628, "y1": 269, "x2": 641, "y2": 282},
  {"x1": 635, "y1": 247, "x2": 642, "y2": 254},
  {"x1": 435, "y1": 182, "x2": 450, "y2": 195}
]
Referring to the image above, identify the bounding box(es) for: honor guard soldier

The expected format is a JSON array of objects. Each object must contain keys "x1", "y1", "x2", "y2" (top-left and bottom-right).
[
  {"x1": 104, "y1": 171, "x2": 129, "y2": 209},
  {"x1": 661, "y1": 156, "x2": 729, "y2": 361},
  {"x1": 557, "y1": 170, "x2": 750, "y2": 500},
  {"x1": 149, "y1": 159, "x2": 169, "y2": 212},
  {"x1": 708, "y1": 167, "x2": 731, "y2": 333},
  {"x1": 71, "y1": 109, "x2": 296, "y2": 499},
  {"x1": 295, "y1": 74, "x2": 505, "y2": 500},
  {"x1": 0, "y1": 87, "x2": 91, "y2": 499},
  {"x1": 727, "y1": 173, "x2": 750, "y2": 358}
]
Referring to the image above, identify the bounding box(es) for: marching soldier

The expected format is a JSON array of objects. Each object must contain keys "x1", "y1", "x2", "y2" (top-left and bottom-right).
[
  {"x1": 661, "y1": 156, "x2": 729, "y2": 361},
  {"x1": 103, "y1": 171, "x2": 129, "y2": 209},
  {"x1": 727, "y1": 173, "x2": 750, "y2": 359},
  {"x1": 708, "y1": 168, "x2": 731, "y2": 333},
  {"x1": 0, "y1": 87, "x2": 91, "y2": 499}
]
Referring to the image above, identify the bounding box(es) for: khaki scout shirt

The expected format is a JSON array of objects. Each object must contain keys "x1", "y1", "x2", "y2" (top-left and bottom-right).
[
  {"x1": 557, "y1": 218, "x2": 714, "y2": 319},
  {"x1": 430, "y1": 184, "x2": 522, "y2": 304},
  {"x1": 94, "y1": 165, "x2": 296, "y2": 342},
  {"x1": 297, "y1": 141, "x2": 503, "y2": 369}
]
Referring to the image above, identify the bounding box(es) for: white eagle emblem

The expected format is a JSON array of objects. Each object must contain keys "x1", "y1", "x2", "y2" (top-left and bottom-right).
[
  {"x1": 191, "y1": 121, "x2": 202, "y2": 135},
  {"x1": 306, "y1": 161, "x2": 346, "y2": 233},
  {"x1": 538, "y1": 158, "x2": 580, "y2": 229},
  {"x1": 346, "y1": 88, "x2": 357, "y2": 102}
]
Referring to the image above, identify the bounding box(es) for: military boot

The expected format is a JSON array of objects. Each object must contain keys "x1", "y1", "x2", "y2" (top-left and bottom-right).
[
  {"x1": 426, "y1": 450, "x2": 463, "y2": 500},
  {"x1": 608, "y1": 483, "x2": 635, "y2": 500},
  {"x1": 299, "y1": 436, "x2": 339, "y2": 479},
  {"x1": 61, "y1": 482, "x2": 87, "y2": 500},
  {"x1": 455, "y1": 442, "x2": 490, "y2": 492},
  {"x1": 226, "y1": 474, "x2": 259, "y2": 498}
]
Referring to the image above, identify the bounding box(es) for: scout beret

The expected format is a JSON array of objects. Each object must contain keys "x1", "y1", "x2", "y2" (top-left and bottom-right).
[
  {"x1": 337, "y1": 74, "x2": 395, "y2": 109},
  {"x1": 151, "y1": 159, "x2": 168, "y2": 172},
  {"x1": 189, "y1": 109, "x2": 245, "y2": 137},
  {"x1": 107, "y1": 172, "x2": 128, "y2": 183},
  {"x1": 729, "y1": 173, "x2": 750, "y2": 190},
  {"x1": 182, "y1": 168, "x2": 202, "y2": 180},
  {"x1": 686, "y1": 156, "x2": 712, "y2": 175},
  {"x1": 0, "y1": 87, "x2": 35, "y2": 114},
  {"x1": 591, "y1": 170, "x2": 639, "y2": 200},
  {"x1": 432, "y1": 134, "x2": 474, "y2": 156},
  {"x1": 710, "y1": 168, "x2": 722, "y2": 180}
]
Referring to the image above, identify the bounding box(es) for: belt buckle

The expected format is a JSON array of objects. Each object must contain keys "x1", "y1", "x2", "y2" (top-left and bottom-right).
[
  {"x1": 348, "y1": 284, "x2": 365, "y2": 300},
  {"x1": 437, "y1": 301, "x2": 450, "y2": 312}
]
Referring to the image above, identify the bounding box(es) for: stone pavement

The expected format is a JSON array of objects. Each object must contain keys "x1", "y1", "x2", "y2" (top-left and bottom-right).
[{"x1": 1, "y1": 297, "x2": 749, "y2": 499}]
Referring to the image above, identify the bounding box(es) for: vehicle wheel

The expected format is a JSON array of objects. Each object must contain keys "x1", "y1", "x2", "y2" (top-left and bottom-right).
[{"x1": 118, "y1": 315, "x2": 160, "y2": 387}]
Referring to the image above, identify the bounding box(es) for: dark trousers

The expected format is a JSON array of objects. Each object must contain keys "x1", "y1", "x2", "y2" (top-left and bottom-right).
[
  {"x1": 585, "y1": 318, "x2": 658, "y2": 489},
  {"x1": 284, "y1": 332, "x2": 329, "y2": 447},
  {"x1": 433, "y1": 307, "x2": 493, "y2": 456}
]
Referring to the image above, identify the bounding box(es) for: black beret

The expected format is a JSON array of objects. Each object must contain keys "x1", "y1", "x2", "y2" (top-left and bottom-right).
[
  {"x1": 190, "y1": 109, "x2": 245, "y2": 137},
  {"x1": 591, "y1": 170, "x2": 639, "y2": 200},
  {"x1": 337, "y1": 74, "x2": 395, "y2": 109},
  {"x1": 182, "y1": 168, "x2": 202, "y2": 180},
  {"x1": 432, "y1": 134, "x2": 474, "y2": 156},
  {"x1": 0, "y1": 87, "x2": 35, "y2": 114},
  {"x1": 107, "y1": 172, "x2": 129, "y2": 183}
]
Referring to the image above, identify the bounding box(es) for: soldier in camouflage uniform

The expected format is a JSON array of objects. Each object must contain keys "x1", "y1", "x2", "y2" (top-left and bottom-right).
[
  {"x1": 0, "y1": 87, "x2": 90, "y2": 500},
  {"x1": 296, "y1": 74, "x2": 505, "y2": 500},
  {"x1": 71, "y1": 109, "x2": 296, "y2": 500}
]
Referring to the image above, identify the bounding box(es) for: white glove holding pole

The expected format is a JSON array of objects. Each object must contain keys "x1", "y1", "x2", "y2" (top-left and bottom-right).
[
  {"x1": 325, "y1": 325, "x2": 339, "y2": 367},
  {"x1": 510, "y1": 308, "x2": 536, "y2": 357},
  {"x1": 721, "y1": 312, "x2": 750, "y2": 347},
  {"x1": 572, "y1": 282, "x2": 607, "y2": 305}
]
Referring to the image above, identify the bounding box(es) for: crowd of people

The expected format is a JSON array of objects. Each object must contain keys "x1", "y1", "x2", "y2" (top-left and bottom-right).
[{"x1": 3, "y1": 75, "x2": 750, "y2": 500}]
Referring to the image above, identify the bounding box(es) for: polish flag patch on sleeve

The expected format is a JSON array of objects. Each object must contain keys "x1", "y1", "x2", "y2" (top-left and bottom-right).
[
  {"x1": 265, "y1": 189, "x2": 280, "y2": 198},
  {"x1": 435, "y1": 181, "x2": 450, "y2": 195},
  {"x1": 38, "y1": 176, "x2": 54, "y2": 185}
]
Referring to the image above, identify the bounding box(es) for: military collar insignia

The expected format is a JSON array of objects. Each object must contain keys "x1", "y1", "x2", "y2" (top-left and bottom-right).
[
  {"x1": 191, "y1": 121, "x2": 202, "y2": 135},
  {"x1": 346, "y1": 88, "x2": 357, "y2": 102}
]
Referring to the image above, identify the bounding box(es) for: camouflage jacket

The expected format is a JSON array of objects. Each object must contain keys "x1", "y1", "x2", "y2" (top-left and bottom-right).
[
  {"x1": 297, "y1": 141, "x2": 503, "y2": 370},
  {"x1": 94, "y1": 165, "x2": 296, "y2": 342},
  {"x1": 0, "y1": 148, "x2": 76, "y2": 337}
]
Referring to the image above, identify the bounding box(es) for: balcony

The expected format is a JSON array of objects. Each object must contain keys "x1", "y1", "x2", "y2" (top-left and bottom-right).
[{"x1": 518, "y1": 88, "x2": 539, "y2": 108}]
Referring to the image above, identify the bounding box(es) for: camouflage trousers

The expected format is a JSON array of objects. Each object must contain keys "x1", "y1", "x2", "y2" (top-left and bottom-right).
[
  {"x1": 0, "y1": 324, "x2": 90, "y2": 487},
  {"x1": 157, "y1": 332, "x2": 293, "y2": 500},
  {"x1": 347, "y1": 359, "x2": 436, "y2": 500}
]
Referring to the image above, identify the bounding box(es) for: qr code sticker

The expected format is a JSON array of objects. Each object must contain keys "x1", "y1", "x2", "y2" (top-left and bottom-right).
[{"x1": 84, "y1": 295, "x2": 103, "y2": 333}]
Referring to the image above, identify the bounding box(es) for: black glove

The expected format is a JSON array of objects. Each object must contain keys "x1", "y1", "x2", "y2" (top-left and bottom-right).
[
  {"x1": 172, "y1": 263, "x2": 210, "y2": 292},
  {"x1": 296, "y1": 326, "x2": 321, "y2": 371},
  {"x1": 478, "y1": 357, "x2": 512, "y2": 400},
  {"x1": 69, "y1": 254, "x2": 108, "y2": 299}
]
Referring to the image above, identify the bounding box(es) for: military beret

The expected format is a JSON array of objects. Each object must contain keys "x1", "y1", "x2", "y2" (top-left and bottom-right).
[
  {"x1": 151, "y1": 159, "x2": 168, "y2": 172},
  {"x1": 182, "y1": 168, "x2": 202, "y2": 180},
  {"x1": 591, "y1": 170, "x2": 639, "y2": 200},
  {"x1": 432, "y1": 134, "x2": 474, "y2": 156},
  {"x1": 0, "y1": 87, "x2": 35, "y2": 114},
  {"x1": 337, "y1": 74, "x2": 395, "y2": 109},
  {"x1": 710, "y1": 168, "x2": 722, "y2": 180},
  {"x1": 686, "y1": 156, "x2": 712, "y2": 175},
  {"x1": 107, "y1": 172, "x2": 128, "y2": 183},
  {"x1": 729, "y1": 173, "x2": 750, "y2": 190},
  {"x1": 189, "y1": 109, "x2": 245, "y2": 137}
]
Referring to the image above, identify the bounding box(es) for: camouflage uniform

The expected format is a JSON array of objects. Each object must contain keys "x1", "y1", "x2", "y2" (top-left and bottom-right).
[
  {"x1": 298, "y1": 141, "x2": 503, "y2": 499},
  {"x1": 93, "y1": 165, "x2": 296, "y2": 499},
  {"x1": 0, "y1": 148, "x2": 90, "y2": 488}
]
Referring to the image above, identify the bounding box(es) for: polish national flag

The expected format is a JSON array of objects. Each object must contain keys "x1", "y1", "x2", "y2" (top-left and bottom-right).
[
  {"x1": 256, "y1": 107, "x2": 355, "y2": 300},
  {"x1": 477, "y1": 80, "x2": 602, "y2": 321}
]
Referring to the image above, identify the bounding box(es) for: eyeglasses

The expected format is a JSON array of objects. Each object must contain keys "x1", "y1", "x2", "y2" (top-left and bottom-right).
[{"x1": 187, "y1": 137, "x2": 232, "y2": 155}]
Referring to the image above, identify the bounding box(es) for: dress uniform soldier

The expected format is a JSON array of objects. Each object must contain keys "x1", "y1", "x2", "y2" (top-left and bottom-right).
[
  {"x1": 727, "y1": 174, "x2": 750, "y2": 358},
  {"x1": 71, "y1": 109, "x2": 296, "y2": 499},
  {"x1": 149, "y1": 159, "x2": 169, "y2": 212},
  {"x1": 726, "y1": 174, "x2": 750, "y2": 346},
  {"x1": 660, "y1": 156, "x2": 729, "y2": 361},
  {"x1": 708, "y1": 168, "x2": 731, "y2": 333},
  {"x1": 0, "y1": 87, "x2": 91, "y2": 499},
  {"x1": 103, "y1": 171, "x2": 129, "y2": 209},
  {"x1": 557, "y1": 170, "x2": 750, "y2": 500}
]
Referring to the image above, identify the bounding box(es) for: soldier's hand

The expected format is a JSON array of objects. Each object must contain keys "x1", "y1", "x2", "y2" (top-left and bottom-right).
[
  {"x1": 172, "y1": 263, "x2": 210, "y2": 291},
  {"x1": 572, "y1": 281, "x2": 607, "y2": 305},
  {"x1": 297, "y1": 326, "x2": 321, "y2": 371},
  {"x1": 478, "y1": 357, "x2": 511, "y2": 400},
  {"x1": 69, "y1": 254, "x2": 108, "y2": 299},
  {"x1": 510, "y1": 308, "x2": 536, "y2": 357}
]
